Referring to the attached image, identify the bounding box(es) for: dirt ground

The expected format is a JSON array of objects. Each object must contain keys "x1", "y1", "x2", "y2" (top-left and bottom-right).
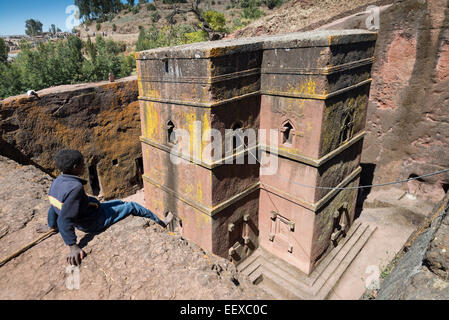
[
  {"x1": 227, "y1": 0, "x2": 393, "y2": 38},
  {"x1": 0, "y1": 156, "x2": 271, "y2": 300}
]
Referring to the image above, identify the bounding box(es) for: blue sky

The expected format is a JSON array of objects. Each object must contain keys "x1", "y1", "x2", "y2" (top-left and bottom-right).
[{"x1": 0, "y1": 0, "x2": 129, "y2": 36}]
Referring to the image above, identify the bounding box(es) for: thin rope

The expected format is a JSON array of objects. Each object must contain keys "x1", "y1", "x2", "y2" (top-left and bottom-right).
[{"x1": 234, "y1": 133, "x2": 449, "y2": 191}]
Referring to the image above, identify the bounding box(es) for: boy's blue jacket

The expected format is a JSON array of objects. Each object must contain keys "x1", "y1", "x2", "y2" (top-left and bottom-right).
[{"x1": 47, "y1": 174, "x2": 101, "y2": 246}]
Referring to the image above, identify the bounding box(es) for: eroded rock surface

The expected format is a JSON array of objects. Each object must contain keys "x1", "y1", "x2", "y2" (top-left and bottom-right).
[
  {"x1": 0, "y1": 156, "x2": 271, "y2": 300},
  {"x1": 0, "y1": 76, "x2": 142, "y2": 200},
  {"x1": 375, "y1": 193, "x2": 449, "y2": 300}
]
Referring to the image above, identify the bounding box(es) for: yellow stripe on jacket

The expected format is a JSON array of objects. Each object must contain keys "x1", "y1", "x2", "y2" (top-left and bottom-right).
[{"x1": 48, "y1": 195, "x2": 63, "y2": 210}]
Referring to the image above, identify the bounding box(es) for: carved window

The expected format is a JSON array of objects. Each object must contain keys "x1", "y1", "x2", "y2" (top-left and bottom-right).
[
  {"x1": 163, "y1": 58, "x2": 169, "y2": 73},
  {"x1": 281, "y1": 121, "x2": 294, "y2": 146},
  {"x1": 135, "y1": 157, "x2": 143, "y2": 188},
  {"x1": 167, "y1": 121, "x2": 176, "y2": 144},
  {"x1": 88, "y1": 163, "x2": 101, "y2": 196},
  {"x1": 339, "y1": 110, "x2": 355, "y2": 144},
  {"x1": 231, "y1": 122, "x2": 244, "y2": 151}
]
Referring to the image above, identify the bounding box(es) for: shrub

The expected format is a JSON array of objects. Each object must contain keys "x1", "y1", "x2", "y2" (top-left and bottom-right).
[
  {"x1": 96, "y1": 22, "x2": 101, "y2": 31},
  {"x1": 262, "y1": 0, "x2": 284, "y2": 9},
  {"x1": 238, "y1": 0, "x2": 260, "y2": 8},
  {"x1": 230, "y1": 17, "x2": 249, "y2": 31},
  {"x1": 162, "y1": 0, "x2": 187, "y2": 3},
  {"x1": 151, "y1": 11, "x2": 160, "y2": 23},
  {"x1": 184, "y1": 30, "x2": 208, "y2": 43},
  {"x1": 147, "y1": 3, "x2": 156, "y2": 11},
  {"x1": 240, "y1": 7, "x2": 264, "y2": 20},
  {"x1": 97, "y1": 13, "x2": 116, "y2": 23},
  {"x1": 112, "y1": 24, "x2": 117, "y2": 32},
  {"x1": 203, "y1": 10, "x2": 228, "y2": 32}
]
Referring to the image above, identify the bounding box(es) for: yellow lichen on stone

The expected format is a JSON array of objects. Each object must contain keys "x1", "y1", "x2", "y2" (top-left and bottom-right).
[
  {"x1": 185, "y1": 111, "x2": 199, "y2": 160},
  {"x1": 184, "y1": 183, "x2": 194, "y2": 196},
  {"x1": 144, "y1": 102, "x2": 159, "y2": 139},
  {"x1": 196, "y1": 182, "x2": 203, "y2": 203},
  {"x1": 201, "y1": 112, "x2": 210, "y2": 158}
]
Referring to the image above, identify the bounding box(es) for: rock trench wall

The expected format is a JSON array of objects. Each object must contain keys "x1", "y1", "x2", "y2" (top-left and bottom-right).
[
  {"x1": 0, "y1": 76, "x2": 143, "y2": 199},
  {"x1": 319, "y1": 0, "x2": 449, "y2": 202},
  {"x1": 375, "y1": 191, "x2": 449, "y2": 300}
]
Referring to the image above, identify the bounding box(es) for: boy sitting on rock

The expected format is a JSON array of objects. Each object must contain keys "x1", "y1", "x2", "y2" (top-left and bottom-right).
[{"x1": 36, "y1": 149, "x2": 173, "y2": 266}]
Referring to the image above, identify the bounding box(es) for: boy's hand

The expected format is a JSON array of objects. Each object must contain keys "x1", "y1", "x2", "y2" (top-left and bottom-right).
[{"x1": 67, "y1": 244, "x2": 86, "y2": 266}]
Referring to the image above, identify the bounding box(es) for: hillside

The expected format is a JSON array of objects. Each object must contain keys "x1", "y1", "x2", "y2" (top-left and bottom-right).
[
  {"x1": 227, "y1": 0, "x2": 393, "y2": 38},
  {"x1": 77, "y1": 0, "x2": 278, "y2": 47}
]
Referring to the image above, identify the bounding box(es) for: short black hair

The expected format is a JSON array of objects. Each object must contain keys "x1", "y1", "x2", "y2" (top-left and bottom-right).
[{"x1": 55, "y1": 149, "x2": 84, "y2": 173}]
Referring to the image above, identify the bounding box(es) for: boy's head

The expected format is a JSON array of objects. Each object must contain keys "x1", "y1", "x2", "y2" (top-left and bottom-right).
[{"x1": 55, "y1": 149, "x2": 85, "y2": 175}]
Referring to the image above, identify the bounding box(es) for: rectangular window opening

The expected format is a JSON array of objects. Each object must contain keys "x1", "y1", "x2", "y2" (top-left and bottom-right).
[{"x1": 88, "y1": 164, "x2": 101, "y2": 196}]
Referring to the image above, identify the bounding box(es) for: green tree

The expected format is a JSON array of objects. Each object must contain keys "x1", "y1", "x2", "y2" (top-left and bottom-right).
[
  {"x1": 75, "y1": 0, "x2": 92, "y2": 20},
  {"x1": 162, "y1": 0, "x2": 186, "y2": 3},
  {"x1": 50, "y1": 24, "x2": 56, "y2": 34},
  {"x1": 136, "y1": 29, "x2": 150, "y2": 52},
  {"x1": 85, "y1": 36, "x2": 97, "y2": 61},
  {"x1": 0, "y1": 38, "x2": 9, "y2": 64},
  {"x1": 0, "y1": 33, "x2": 135, "y2": 99},
  {"x1": 0, "y1": 62, "x2": 23, "y2": 98},
  {"x1": 151, "y1": 11, "x2": 161, "y2": 23},
  {"x1": 203, "y1": 10, "x2": 228, "y2": 32},
  {"x1": 82, "y1": 35, "x2": 132, "y2": 82},
  {"x1": 75, "y1": 0, "x2": 123, "y2": 20},
  {"x1": 262, "y1": 0, "x2": 284, "y2": 9},
  {"x1": 240, "y1": 3, "x2": 264, "y2": 20},
  {"x1": 120, "y1": 54, "x2": 136, "y2": 77},
  {"x1": 25, "y1": 19, "x2": 43, "y2": 36},
  {"x1": 127, "y1": 0, "x2": 135, "y2": 7}
]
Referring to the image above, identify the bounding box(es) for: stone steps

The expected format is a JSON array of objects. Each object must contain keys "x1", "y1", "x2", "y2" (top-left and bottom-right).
[{"x1": 237, "y1": 221, "x2": 376, "y2": 299}]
